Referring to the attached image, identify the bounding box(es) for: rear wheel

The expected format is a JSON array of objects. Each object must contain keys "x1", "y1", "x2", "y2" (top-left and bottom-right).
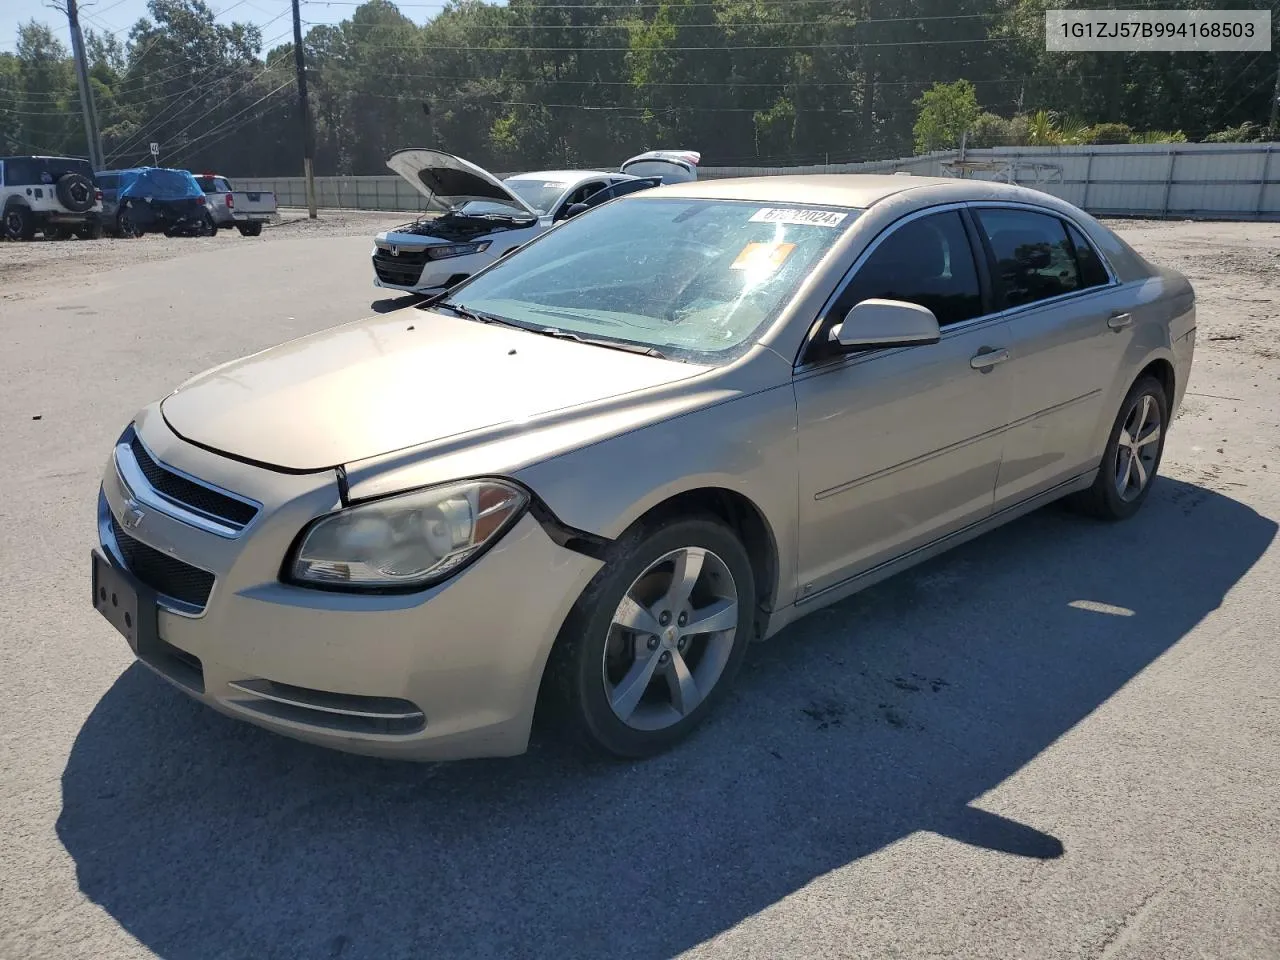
[
  {"x1": 542, "y1": 515, "x2": 756, "y2": 758},
  {"x1": 199, "y1": 212, "x2": 217, "y2": 237},
  {"x1": 237, "y1": 221, "x2": 263, "y2": 237},
  {"x1": 1071, "y1": 375, "x2": 1168, "y2": 521},
  {"x1": 3, "y1": 205, "x2": 34, "y2": 241}
]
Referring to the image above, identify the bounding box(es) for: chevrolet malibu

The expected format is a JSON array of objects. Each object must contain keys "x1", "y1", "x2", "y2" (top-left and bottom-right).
[{"x1": 92, "y1": 174, "x2": 1196, "y2": 761}]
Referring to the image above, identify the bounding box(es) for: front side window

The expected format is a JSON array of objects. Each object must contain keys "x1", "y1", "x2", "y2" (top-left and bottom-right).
[
  {"x1": 829, "y1": 210, "x2": 983, "y2": 332},
  {"x1": 443, "y1": 197, "x2": 858, "y2": 362},
  {"x1": 975, "y1": 208, "x2": 1081, "y2": 308}
]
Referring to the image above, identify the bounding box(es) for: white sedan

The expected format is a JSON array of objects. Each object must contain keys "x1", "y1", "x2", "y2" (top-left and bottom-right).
[{"x1": 371, "y1": 149, "x2": 698, "y2": 295}]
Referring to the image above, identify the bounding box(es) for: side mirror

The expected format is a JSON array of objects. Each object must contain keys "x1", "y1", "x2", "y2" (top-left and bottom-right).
[
  {"x1": 564, "y1": 202, "x2": 589, "y2": 219},
  {"x1": 498, "y1": 243, "x2": 522, "y2": 258},
  {"x1": 829, "y1": 298, "x2": 941, "y2": 350}
]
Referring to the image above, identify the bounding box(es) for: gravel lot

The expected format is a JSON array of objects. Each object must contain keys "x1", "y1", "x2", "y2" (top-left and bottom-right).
[{"x1": 1, "y1": 213, "x2": 1278, "y2": 960}]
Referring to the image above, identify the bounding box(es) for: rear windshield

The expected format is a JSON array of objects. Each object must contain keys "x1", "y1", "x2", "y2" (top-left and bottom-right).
[
  {"x1": 194, "y1": 176, "x2": 231, "y2": 193},
  {"x1": 120, "y1": 169, "x2": 202, "y2": 199},
  {"x1": 2, "y1": 157, "x2": 94, "y2": 186},
  {"x1": 620, "y1": 160, "x2": 696, "y2": 184}
]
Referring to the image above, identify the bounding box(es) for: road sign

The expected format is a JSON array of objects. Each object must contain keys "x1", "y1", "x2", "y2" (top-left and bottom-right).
[{"x1": 149, "y1": 142, "x2": 159, "y2": 159}]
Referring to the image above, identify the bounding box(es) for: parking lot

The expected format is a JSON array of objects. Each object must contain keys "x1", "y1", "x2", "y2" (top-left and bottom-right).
[{"x1": 2, "y1": 213, "x2": 1279, "y2": 960}]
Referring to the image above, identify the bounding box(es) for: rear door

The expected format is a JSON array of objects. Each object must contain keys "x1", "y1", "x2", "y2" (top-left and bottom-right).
[
  {"x1": 968, "y1": 205, "x2": 1123, "y2": 508},
  {"x1": 793, "y1": 207, "x2": 1014, "y2": 599}
]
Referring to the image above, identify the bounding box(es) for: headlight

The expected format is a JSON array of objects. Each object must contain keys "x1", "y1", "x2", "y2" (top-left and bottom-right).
[
  {"x1": 289, "y1": 479, "x2": 528, "y2": 590},
  {"x1": 426, "y1": 241, "x2": 491, "y2": 260}
]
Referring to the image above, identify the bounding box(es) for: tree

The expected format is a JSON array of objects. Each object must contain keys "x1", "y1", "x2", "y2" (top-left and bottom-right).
[{"x1": 913, "y1": 79, "x2": 979, "y2": 153}]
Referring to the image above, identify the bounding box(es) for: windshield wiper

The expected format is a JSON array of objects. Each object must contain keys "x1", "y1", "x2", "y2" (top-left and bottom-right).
[
  {"x1": 532, "y1": 327, "x2": 667, "y2": 359},
  {"x1": 430, "y1": 300, "x2": 524, "y2": 329}
]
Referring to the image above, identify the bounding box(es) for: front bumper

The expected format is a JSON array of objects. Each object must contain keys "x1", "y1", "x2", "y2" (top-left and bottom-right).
[
  {"x1": 370, "y1": 245, "x2": 484, "y2": 293},
  {"x1": 94, "y1": 408, "x2": 603, "y2": 760}
]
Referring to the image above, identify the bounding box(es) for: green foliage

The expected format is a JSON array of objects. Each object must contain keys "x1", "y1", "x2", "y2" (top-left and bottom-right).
[
  {"x1": 1085, "y1": 122, "x2": 1133, "y2": 145},
  {"x1": 1130, "y1": 129, "x2": 1188, "y2": 144},
  {"x1": 5, "y1": 0, "x2": 1278, "y2": 175},
  {"x1": 1204, "y1": 122, "x2": 1274, "y2": 143},
  {"x1": 913, "y1": 80, "x2": 979, "y2": 153}
]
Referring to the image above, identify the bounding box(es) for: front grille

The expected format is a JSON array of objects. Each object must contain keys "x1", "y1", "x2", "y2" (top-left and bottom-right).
[
  {"x1": 373, "y1": 248, "x2": 428, "y2": 286},
  {"x1": 110, "y1": 513, "x2": 215, "y2": 608},
  {"x1": 129, "y1": 436, "x2": 258, "y2": 529}
]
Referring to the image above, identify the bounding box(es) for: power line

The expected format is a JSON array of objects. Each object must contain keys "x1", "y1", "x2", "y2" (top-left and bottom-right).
[
  {"x1": 166, "y1": 77, "x2": 294, "y2": 165},
  {"x1": 106, "y1": 28, "x2": 293, "y2": 160},
  {"x1": 296, "y1": 36, "x2": 1021, "y2": 51}
]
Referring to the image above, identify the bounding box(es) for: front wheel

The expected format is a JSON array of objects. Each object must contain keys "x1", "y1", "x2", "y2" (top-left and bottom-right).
[
  {"x1": 116, "y1": 208, "x2": 142, "y2": 238},
  {"x1": 542, "y1": 516, "x2": 756, "y2": 758},
  {"x1": 1071, "y1": 375, "x2": 1169, "y2": 521}
]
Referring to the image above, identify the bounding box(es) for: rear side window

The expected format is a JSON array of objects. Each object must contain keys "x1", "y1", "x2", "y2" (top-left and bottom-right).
[
  {"x1": 215, "y1": 178, "x2": 231, "y2": 192},
  {"x1": 831, "y1": 210, "x2": 983, "y2": 328},
  {"x1": 1066, "y1": 222, "x2": 1111, "y2": 289},
  {"x1": 975, "y1": 208, "x2": 1080, "y2": 308},
  {"x1": 2, "y1": 157, "x2": 93, "y2": 185}
]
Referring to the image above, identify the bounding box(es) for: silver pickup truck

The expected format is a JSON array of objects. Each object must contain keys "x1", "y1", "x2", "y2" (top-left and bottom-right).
[{"x1": 193, "y1": 174, "x2": 277, "y2": 236}]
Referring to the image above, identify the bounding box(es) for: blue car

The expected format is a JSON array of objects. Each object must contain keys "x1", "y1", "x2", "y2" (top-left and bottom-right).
[{"x1": 94, "y1": 166, "x2": 217, "y2": 238}]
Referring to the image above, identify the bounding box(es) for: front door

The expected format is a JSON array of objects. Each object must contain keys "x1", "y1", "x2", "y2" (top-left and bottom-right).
[{"x1": 794, "y1": 208, "x2": 1013, "y2": 599}]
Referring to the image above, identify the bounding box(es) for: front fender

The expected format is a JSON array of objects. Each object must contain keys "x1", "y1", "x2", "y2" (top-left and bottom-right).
[{"x1": 512, "y1": 380, "x2": 801, "y2": 612}]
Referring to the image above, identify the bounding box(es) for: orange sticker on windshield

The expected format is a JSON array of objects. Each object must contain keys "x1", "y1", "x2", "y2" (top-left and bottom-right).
[{"x1": 731, "y1": 241, "x2": 796, "y2": 273}]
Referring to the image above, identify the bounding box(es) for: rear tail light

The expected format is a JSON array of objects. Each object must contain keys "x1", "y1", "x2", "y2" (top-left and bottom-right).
[
  {"x1": 94, "y1": 189, "x2": 103, "y2": 202},
  {"x1": 225, "y1": 193, "x2": 234, "y2": 209},
  {"x1": 197, "y1": 196, "x2": 206, "y2": 206}
]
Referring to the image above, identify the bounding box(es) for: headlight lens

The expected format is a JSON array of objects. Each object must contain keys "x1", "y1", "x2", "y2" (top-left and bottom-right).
[
  {"x1": 289, "y1": 479, "x2": 528, "y2": 589},
  {"x1": 426, "y1": 241, "x2": 491, "y2": 260}
]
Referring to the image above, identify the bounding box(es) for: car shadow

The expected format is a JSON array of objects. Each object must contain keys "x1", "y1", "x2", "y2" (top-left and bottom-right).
[
  {"x1": 370, "y1": 294, "x2": 425, "y2": 314},
  {"x1": 57, "y1": 478, "x2": 1274, "y2": 960}
]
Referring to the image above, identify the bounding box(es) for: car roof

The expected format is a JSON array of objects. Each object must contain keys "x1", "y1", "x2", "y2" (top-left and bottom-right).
[
  {"x1": 505, "y1": 169, "x2": 620, "y2": 182},
  {"x1": 642, "y1": 173, "x2": 1036, "y2": 209}
]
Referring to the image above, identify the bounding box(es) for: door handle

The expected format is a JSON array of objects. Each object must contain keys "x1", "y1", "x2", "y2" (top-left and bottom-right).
[
  {"x1": 1107, "y1": 312, "x2": 1133, "y2": 331},
  {"x1": 970, "y1": 347, "x2": 1010, "y2": 370}
]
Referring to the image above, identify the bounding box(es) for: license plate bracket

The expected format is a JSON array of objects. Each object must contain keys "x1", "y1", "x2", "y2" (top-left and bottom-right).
[{"x1": 91, "y1": 549, "x2": 159, "y2": 655}]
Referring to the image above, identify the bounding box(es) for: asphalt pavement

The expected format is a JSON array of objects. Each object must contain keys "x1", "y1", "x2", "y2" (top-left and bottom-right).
[{"x1": 1, "y1": 222, "x2": 1278, "y2": 960}]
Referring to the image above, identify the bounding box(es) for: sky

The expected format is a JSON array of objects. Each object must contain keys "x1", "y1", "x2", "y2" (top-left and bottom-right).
[{"x1": 1, "y1": 0, "x2": 429, "y2": 54}]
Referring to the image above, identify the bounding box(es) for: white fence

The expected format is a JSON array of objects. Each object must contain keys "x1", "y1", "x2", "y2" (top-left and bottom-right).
[{"x1": 239, "y1": 142, "x2": 1280, "y2": 220}]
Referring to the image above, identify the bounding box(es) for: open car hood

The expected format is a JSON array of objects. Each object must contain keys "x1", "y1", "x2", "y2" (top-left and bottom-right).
[
  {"x1": 619, "y1": 150, "x2": 701, "y2": 184},
  {"x1": 386, "y1": 149, "x2": 539, "y2": 217}
]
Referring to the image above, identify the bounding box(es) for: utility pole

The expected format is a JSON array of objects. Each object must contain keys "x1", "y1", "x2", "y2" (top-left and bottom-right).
[
  {"x1": 290, "y1": 0, "x2": 317, "y2": 218},
  {"x1": 61, "y1": 0, "x2": 105, "y2": 170},
  {"x1": 1270, "y1": 60, "x2": 1280, "y2": 134}
]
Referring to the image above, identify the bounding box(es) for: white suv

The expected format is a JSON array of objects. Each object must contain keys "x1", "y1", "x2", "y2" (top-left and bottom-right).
[{"x1": 1, "y1": 155, "x2": 104, "y2": 241}]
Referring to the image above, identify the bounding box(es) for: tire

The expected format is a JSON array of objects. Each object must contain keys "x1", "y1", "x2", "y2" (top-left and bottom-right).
[
  {"x1": 3, "y1": 205, "x2": 35, "y2": 241},
  {"x1": 55, "y1": 172, "x2": 96, "y2": 213},
  {"x1": 1070, "y1": 375, "x2": 1169, "y2": 521},
  {"x1": 542, "y1": 514, "x2": 756, "y2": 759},
  {"x1": 202, "y1": 213, "x2": 218, "y2": 237},
  {"x1": 116, "y1": 207, "x2": 142, "y2": 239},
  {"x1": 237, "y1": 221, "x2": 263, "y2": 237}
]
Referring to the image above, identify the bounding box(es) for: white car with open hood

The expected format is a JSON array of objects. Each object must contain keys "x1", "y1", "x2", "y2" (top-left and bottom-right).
[{"x1": 371, "y1": 149, "x2": 699, "y2": 295}]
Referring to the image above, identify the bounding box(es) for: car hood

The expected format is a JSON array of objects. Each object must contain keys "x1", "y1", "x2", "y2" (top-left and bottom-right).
[
  {"x1": 386, "y1": 149, "x2": 539, "y2": 217},
  {"x1": 160, "y1": 309, "x2": 706, "y2": 471}
]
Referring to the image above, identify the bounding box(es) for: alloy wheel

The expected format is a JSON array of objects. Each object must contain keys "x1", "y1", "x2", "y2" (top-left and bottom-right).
[
  {"x1": 1115, "y1": 392, "x2": 1162, "y2": 502},
  {"x1": 602, "y1": 546, "x2": 739, "y2": 731}
]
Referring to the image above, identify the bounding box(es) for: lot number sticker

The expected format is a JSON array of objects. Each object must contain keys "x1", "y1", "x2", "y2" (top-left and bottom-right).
[
  {"x1": 749, "y1": 207, "x2": 848, "y2": 228},
  {"x1": 731, "y1": 241, "x2": 796, "y2": 274}
]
